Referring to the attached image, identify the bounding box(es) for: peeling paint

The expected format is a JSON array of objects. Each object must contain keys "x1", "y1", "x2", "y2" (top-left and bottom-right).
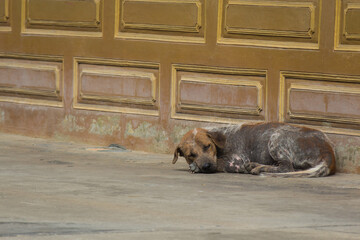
[
  {"x1": 0, "y1": 110, "x2": 5, "y2": 123},
  {"x1": 170, "y1": 125, "x2": 194, "y2": 145},
  {"x1": 335, "y1": 145, "x2": 360, "y2": 173},
  {"x1": 125, "y1": 122, "x2": 169, "y2": 152},
  {"x1": 89, "y1": 116, "x2": 121, "y2": 136},
  {"x1": 61, "y1": 115, "x2": 85, "y2": 132}
]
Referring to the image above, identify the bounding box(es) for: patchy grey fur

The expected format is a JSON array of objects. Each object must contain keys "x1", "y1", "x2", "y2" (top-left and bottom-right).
[{"x1": 206, "y1": 122, "x2": 335, "y2": 177}]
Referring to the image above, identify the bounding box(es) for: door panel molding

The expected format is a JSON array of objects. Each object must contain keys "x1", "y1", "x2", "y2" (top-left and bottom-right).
[
  {"x1": 171, "y1": 64, "x2": 267, "y2": 123},
  {"x1": 279, "y1": 71, "x2": 360, "y2": 136},
  {"x1": 73, "y1": 57, "x2": 160, "y2": 116},
  {"x1": 115, "y1": 0, "x2": 205, "y2": 43},
  {"x1": 21, "y1": 0, "x2": 103, "y2": 37},
  {"x1": 217, "y1": 0, "x2": 321, "y2": 49},
  {"x1": 0, "y1": 0, "x2": 10, "y2": 31},
  {"x1": 0, "y1": 54, "x2": 63, "y2": 107},
  {"x1": 335, "y1": 0, "x2": 360, "y2": 51}
]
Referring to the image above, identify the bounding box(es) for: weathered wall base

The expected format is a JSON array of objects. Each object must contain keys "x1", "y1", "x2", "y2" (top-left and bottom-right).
[
  {"x1": 0, "y1": 103, "x2": 359, "y2": 174},
  {"x1": 331, "y1": 134, "x2": 360, "y2": 174}
]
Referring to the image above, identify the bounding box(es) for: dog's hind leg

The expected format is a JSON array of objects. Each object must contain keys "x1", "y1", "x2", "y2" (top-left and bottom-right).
[
  {"x1": 250, "y1": 134, "x2": 297, "y2": 175},
  {"x1": 245, "y1": 140, "x2": 295, "y2": 175}
]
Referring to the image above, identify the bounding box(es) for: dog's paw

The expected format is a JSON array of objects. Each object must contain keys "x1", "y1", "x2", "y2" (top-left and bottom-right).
[
  {"x1": 250, "y1": 166, "x2": 262, "y2": 175},
  {"x1": 244, "y1": 162, "x2": 258, "y2": 172},
  {"x1": 189, "y1": 163, "x2": 200, "y2": 173},
  {"x1": 250, "y1": 165, "x2": 273, "y2": 175}
]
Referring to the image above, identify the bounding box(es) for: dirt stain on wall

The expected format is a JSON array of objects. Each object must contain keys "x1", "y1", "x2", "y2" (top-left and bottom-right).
[
  {"x1": 335, "y1": 145, "x2": 360, "y2": 174},
  {"x1": 0, "y1": 110, "x2": 5, "y2": 123},
  {"x1": 89, "y1": 116, "x2": 121, "y2": 136},
  {"x1": 61, "y1": 115, "x2": 86, "y2": 133},
  {"x1": 125, "y1": 121, "x2": 169, "y2": 152}
]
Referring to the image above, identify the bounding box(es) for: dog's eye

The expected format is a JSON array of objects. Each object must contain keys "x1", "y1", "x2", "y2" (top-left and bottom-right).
[
  {"x1": 203, "y1": 144, "x2": 211, "y2": 151},
  {"x1": 189, "y1": 152, "x2": 197, "y2": 159}
]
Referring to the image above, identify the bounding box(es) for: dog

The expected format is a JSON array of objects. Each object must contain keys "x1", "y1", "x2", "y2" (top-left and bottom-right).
[{"x1": 172, "y1": 122, "x2": 336, "y2": 177}]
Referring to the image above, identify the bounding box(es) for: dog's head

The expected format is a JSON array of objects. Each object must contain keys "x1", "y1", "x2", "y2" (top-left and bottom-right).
[{"x1": 172, "y1": 128, "x2": 226, "y2": 173}]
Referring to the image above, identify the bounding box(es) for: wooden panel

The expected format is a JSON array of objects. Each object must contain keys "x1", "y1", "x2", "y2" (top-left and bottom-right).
[
  {"x1": 0, "y1": 55, "x2": 63, "y2": 107},
  {"x1": 218, "y1": 0, "x2": 321, "y2": 49},
  {"x1": 335, "y1": 0, "x2": 360, "y2": 51},
  {"x1": 279, "y1": 71, "x2": 360, "y2": 130},
  {"x1": 115, "y1": 0, "x2": 205, "y2": 43},
  {"x1": 0, "y1": 0, "x2": 10, "y2": 30},
  {"x1": 171, "y1": 64, "x2": 266, "y2": 123},
  {"x1": 74, "y1": 58, "x2": 159, "y2": 116},
  {"x1": 22, "y1": 0, "x2": 102, "y2": 36}
]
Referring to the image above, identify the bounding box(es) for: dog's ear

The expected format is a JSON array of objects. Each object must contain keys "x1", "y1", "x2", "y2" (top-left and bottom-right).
[
  {"x1": 207, "y1": 131, "x2": 226, "y2": 149},
  {"x1": 172, "y1": 146, "x2": 183, "y2": 164}
]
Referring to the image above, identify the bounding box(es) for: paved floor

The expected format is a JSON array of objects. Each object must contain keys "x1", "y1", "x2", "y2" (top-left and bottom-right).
[{"x1": 0, "y1": 133, "x2": 360, "y2": 240}]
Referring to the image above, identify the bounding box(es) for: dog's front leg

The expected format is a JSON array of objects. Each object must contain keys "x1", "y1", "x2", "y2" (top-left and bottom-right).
[
  {"x1": 244, "y1": 162, "x2": 293, "y2": 175},
  {"x1": 189, "y1": 162, "x2": 201, "y2": 173},
  {"x1": 245, "y1": 162, "x2": 277, "y2": 175},
  {"x1": 244, "y1": 162, "x2": 264, "y2": 175}
]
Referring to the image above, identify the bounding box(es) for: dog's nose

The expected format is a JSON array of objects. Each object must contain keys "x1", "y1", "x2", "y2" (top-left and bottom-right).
[{"x1": 202, "y1": 163, "x2": 211, "y2": 170}]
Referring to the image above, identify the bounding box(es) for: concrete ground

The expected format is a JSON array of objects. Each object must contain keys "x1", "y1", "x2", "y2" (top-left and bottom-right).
[{"x1": 0, "y1": 133, "x2": 360, "y2": 240}]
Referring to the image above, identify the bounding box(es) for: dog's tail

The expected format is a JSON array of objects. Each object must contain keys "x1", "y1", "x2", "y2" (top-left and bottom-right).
[{"x1": 261, "y1": 161, "x2": 334, "y2": 178}]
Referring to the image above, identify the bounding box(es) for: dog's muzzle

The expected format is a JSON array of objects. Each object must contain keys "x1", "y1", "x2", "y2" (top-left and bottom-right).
[{"x1": 189, "y1": 161, "x2": 216, "y2": 173}]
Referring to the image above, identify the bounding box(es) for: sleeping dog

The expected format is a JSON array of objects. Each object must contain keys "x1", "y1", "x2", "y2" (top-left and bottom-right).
[{"x1": 172, "y1": 122, "x2": 336, "y2": 177}]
